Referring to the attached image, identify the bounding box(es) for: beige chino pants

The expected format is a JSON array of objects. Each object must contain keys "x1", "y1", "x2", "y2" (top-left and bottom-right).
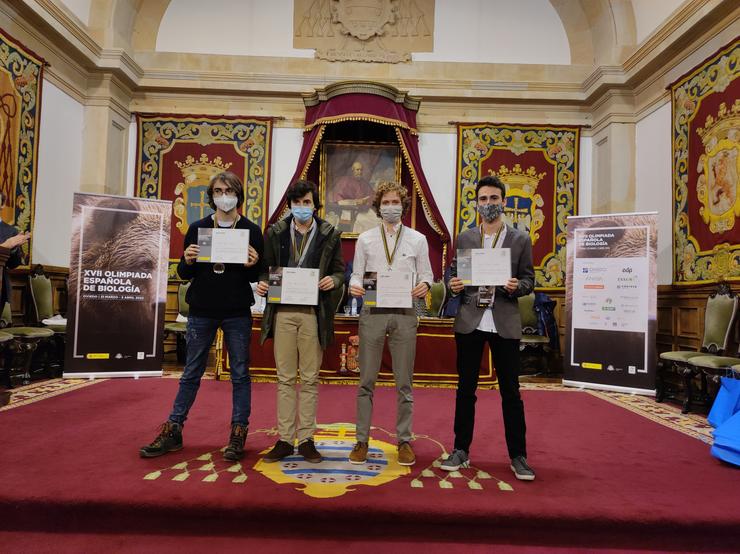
[{"x1": 273, "y1": 306, "x2": 322, "y2": 444}]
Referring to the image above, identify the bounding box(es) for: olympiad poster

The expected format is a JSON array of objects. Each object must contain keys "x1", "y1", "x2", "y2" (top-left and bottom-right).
[
  {"x1": 563, "y1": 213, "x2": 657, "y2": 394},
  {"x1": 64, "y1": 193, "x2": 171, "y2": 378}
]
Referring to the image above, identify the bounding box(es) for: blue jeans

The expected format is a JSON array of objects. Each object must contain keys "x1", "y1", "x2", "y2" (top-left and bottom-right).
[{"x1": 169, "y1": 315, "x2": 252, "y2": 426}]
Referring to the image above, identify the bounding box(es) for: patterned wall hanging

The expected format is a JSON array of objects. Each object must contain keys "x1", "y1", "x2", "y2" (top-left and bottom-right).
[
  {"x1": 135, "y1": 114, "x2": 273, "y2": 278},
  {"x1": 671, "y1": 37, "x2": 739, "y2": 284},
  {"x1": 455, "y1": 123, "x2": 580, "y2": 289},
  {"x1": 0, "y1": 28, "x2": 45, "y2": 266}
]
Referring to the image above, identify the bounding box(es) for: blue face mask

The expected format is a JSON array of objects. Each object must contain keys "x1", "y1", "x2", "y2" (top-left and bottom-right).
[{"x1": 291, "y1": 206, "x2": 314, "y2": 223}]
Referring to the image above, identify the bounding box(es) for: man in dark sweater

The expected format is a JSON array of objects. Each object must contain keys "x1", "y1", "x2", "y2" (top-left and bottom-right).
[
  {"x1": 140, "y1": 171, "x2": 264, "y2": 462},
  {"x1": 0, "y1": 192, "x2": 31, "y2": 309}
]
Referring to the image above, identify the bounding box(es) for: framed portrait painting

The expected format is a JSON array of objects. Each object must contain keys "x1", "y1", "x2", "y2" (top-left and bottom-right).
[{"x1": 320, "y1": 141, "x2": 401, "y2": 238}]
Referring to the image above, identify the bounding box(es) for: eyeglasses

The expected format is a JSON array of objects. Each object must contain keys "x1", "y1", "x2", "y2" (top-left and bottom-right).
[{"x1": 212, "y1": 188, "x2": 236, "y2": 197}]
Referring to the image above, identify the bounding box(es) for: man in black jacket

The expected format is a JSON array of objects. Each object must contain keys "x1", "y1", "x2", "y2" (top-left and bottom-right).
[
  {"x1": 256, "y1": 180, "x2": 344, "y2": 463},
  {"x1": 140, "y1": 171, "x2": 264, "y2": 462}
]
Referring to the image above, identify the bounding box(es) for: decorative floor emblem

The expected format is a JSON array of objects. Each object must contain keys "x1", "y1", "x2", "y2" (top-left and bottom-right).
[{"x1": 254, "y1": 423, "x2": 409, "y2": 498}]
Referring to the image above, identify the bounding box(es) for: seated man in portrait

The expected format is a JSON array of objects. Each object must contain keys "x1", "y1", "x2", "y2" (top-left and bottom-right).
[{"x1": 326, "y1": 161, "x2": 378, "y2": 234}]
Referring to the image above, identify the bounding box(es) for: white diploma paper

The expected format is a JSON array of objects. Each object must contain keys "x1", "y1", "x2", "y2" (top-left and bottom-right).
[
  {"x1": 470, "y1": 248, "x2": 511, "y2": 286},
  {"x1": 376, "y1": 270, "x2": 413, "y2": 308},
  {"x1": 280, "y1": 267, "x2": 319, "y2": 306},
  {"x1": 210, "y1": 228, "x2": 250, "y2": 264}
]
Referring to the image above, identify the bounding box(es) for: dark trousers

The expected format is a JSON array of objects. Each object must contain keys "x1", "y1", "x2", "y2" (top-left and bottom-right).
[{"x1": 453, "y1": 330, "x2": 527, "y2": 459}]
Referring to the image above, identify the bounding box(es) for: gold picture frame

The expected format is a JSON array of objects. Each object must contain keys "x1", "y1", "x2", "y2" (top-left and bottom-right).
[{"x1": 319, "y1": 141, "x2": 401, "y2": 238}]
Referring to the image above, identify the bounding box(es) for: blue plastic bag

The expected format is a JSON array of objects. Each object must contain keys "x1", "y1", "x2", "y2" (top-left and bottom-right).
[
  {"x1": 707, "y1": 375, "x2": 740, "y2": 429},
  {"x1": 711, "y1": 410, "x2": 740, "y2": 467}
]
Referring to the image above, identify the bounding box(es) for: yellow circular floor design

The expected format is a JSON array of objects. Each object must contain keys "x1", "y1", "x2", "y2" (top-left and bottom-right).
[{"x1": 253, "y1": 423, "x2": 410, "y2": 498}]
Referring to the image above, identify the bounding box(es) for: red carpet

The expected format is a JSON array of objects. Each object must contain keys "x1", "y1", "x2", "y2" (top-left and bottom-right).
[{"x1": 0, "y1": 379, "x2": 737, "y2": 552}]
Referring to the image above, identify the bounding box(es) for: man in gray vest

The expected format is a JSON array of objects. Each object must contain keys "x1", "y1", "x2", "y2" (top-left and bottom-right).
[{"x1": 440, "y1": 175, "x2": 536, "y2": 481}]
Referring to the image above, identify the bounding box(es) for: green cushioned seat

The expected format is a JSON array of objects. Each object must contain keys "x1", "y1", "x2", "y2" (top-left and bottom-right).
[
  {"x1": 3, "y1": 327, "x2": 55, "y2": 339},
  {"x1": 44, "y1": 324, "x2": 67, "y2": 333},
  {"x1": 164, "y1": 322, "x2": 187, "y2": 333},
  {"x1": 521, "y1": 335, "x2": 549, "y2": 344},
  {"x1": 0, "y1": 331, "x2": 13, "y2": 343},
  {"x1": 659, "y1": 351, "x2": 708, "y2": 362},
  {"x1": 519, "y1": 293, "x2": 538, "y2": 329},
  {"x1": 689, "y1": 355, "x2": 740, "y2": 370}
]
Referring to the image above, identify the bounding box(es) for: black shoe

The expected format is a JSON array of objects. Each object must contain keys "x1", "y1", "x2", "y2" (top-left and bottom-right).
[
  {"x1": 298, "y1": 439, "x2": 322, "y2": 463},
  {"x1": 510, "y1": 456, "x2": 536, "y2": 481},
  {"x1": 263, "y1": 440, "x2": 294, "y2": 463},
  {"x1": 223, "y1": 423, "x2": 248, "y2": 461},
  {"x1": 139, "y1": 421, "x2": 183, "y2": 458}
]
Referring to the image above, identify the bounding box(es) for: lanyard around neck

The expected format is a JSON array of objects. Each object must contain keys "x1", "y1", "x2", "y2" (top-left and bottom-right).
[
  {"x1": 480, "y1": 224, "x2": 503, "y2": 248},
  {"x1": 381, "y1": 224, "x2": 403, "y2": 268},
  {"x1": 290, "y1": 220, "x2": 316, "y2": 267}
]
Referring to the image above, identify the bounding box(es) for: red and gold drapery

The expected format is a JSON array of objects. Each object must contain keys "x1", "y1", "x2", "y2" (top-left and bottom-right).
[
  {"x1": 671, "y1": 38, "x2": 740, "y2": 284},
  {"x1": 135, "y1": 113, "x2": 274, "y2": 278},
  {"x1": 0, "y1": 28, "x2": 45, "y2": 267},
  {"x1": 269, "y1": 82, "x2": 450, "y2": 278},
  {"x1": 455, "y1": 123, "x2": 580, "y2": 290}
]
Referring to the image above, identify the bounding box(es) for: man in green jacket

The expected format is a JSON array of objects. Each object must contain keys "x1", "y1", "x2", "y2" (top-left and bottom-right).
[{"x1": 256, "y1": 180, "x2": 344, "y2": 463}]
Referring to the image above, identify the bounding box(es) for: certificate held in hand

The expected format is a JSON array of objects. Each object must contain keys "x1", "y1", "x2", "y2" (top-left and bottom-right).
[
  {"x1": 197, "y1": 228, "x2": 250, "y2": 264},
  {"x1": 363, "y1": 270, "x2": 413, "y2": 308},
  {"x1": 456, "y1": 248, "x2": 511, "y2": 286},
  {"x1": 267, "y1": 266, "x2": 319, "y2": 306}
]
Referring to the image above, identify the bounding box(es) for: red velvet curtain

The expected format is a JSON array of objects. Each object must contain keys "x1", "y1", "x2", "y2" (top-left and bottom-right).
[{"x1": 270, "y1": 91, "x2": 450, "y2": 277}]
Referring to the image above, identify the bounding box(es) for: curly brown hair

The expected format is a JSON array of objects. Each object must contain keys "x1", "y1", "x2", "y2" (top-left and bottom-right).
[{"x1": 372, "y1": 181, "x2": 411, "y2": 217}]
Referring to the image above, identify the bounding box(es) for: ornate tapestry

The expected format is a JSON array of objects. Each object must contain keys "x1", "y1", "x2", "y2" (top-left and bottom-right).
[
  {"x1": 0, "y1": 29, "x2": 45, "y2": 266},
  {"x1": 671, "y1": 38, "x2": 740, "y2": 284},
  {"x1": 455, "y1": 124, "x2": 580, "y2": 290},
  {"x1": 135, "y1": 114, "x2": 273, "y2": 279}
]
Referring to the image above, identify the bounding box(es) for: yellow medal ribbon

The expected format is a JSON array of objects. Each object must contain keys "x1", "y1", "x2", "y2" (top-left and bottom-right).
[{"x1": 381, "y1": 224, "x2": 404, "y2": 270}]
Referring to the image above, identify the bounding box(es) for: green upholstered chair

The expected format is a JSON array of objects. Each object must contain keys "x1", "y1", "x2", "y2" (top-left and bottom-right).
[
  {"x1": 28, "y1": 269, "x2": 66, "y2": 374},
  {"x1": 29, "y1": 271, "x2": 66, "y2": 332},
  {"x1": 428, "y1": 280, "x2": 447, "y2": 318},
  {"x1": 657, "y1": 285, "x2": 738, "y2": 413},
  {"x1": 687, "y1": 334, "x2": 740, "y2": 398},
  {"x1": 0, "y1": 302, "x2": 54, "y2": 386},
  {"x1": 0, "y1": 330, "x2": 14, "y2": 390},
  {"x1": 518, "y1": 292, "x2": 551, "y2": 375},
  {"x1": 164, "y1": 281, "x2": 190, "y2": 363}
]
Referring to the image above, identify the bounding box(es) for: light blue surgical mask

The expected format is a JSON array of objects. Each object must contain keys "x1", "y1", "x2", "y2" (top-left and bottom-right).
[{"x1": 291, "y1": 206, "x2": 314, "y2": 223}]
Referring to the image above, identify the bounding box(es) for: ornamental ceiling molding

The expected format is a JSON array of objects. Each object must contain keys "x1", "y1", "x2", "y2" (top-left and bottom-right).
[
  {"x1": 302, "y1": 80, "x2": 420, "y2": 110},
  {"x1": 294, "y1": 0, "x2": 434, "y2": 63}
]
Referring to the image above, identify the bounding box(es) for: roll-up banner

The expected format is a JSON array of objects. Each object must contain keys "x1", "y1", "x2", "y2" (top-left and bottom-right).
[
  {"x1": 64, "y1": 193, "x2": 172, "y2": 378},
  {"x1": 564, "y1": 212, "x2": 657, "y2": 395}
]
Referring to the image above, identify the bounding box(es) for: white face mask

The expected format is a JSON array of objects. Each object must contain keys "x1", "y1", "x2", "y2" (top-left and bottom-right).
[
  {"x1": 214, "y1": 194, "x2": 238, "y2": 213},
  {"x1": 380, "y1": 205, "x2": 403, "y2": 224}
]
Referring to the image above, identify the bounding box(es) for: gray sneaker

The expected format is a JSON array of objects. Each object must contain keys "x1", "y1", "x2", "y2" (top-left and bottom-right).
[
  {"x1": 510, "y1": 456, "x2": 535, "y2": 481},
  {"x1": 440, "y1": 449, "x2": 470, "y2": 471}
]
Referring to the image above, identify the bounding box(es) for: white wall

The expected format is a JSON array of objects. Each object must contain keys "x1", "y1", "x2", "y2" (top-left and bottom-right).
[
  {"x1": 58, "y1": 0, "x2": 91, "y2": 26},
  {"x1": 413, "y1": 0, "x2": 570, "y2": 64},
  {"x1": 632, "y1": 0, "x2": 686, "y2": 44},
  {"x1": 157, "y1": 0, "x2": 313, "y2": 57},
  {"x1": 125, "y1": 118, "x2": 136, "y2": 197},
  {"x1": 269, "y1": 127, "x2": 304, "y2": 216},
  {"x1": 635, "y1": 101, "x2": 672, "y2": 285},
  {"x1": 578, "y1": 135, "x2": 592, "y2": 216},
  {"x1": 156, "y1": 0, "x2": 569, "y2": 65},
  {"x1": 418, "y1": 132, "x2": 456, "y2": 234},
  {"x1": 33, "y1": 79, "x2": 83, "y2": 267}
]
